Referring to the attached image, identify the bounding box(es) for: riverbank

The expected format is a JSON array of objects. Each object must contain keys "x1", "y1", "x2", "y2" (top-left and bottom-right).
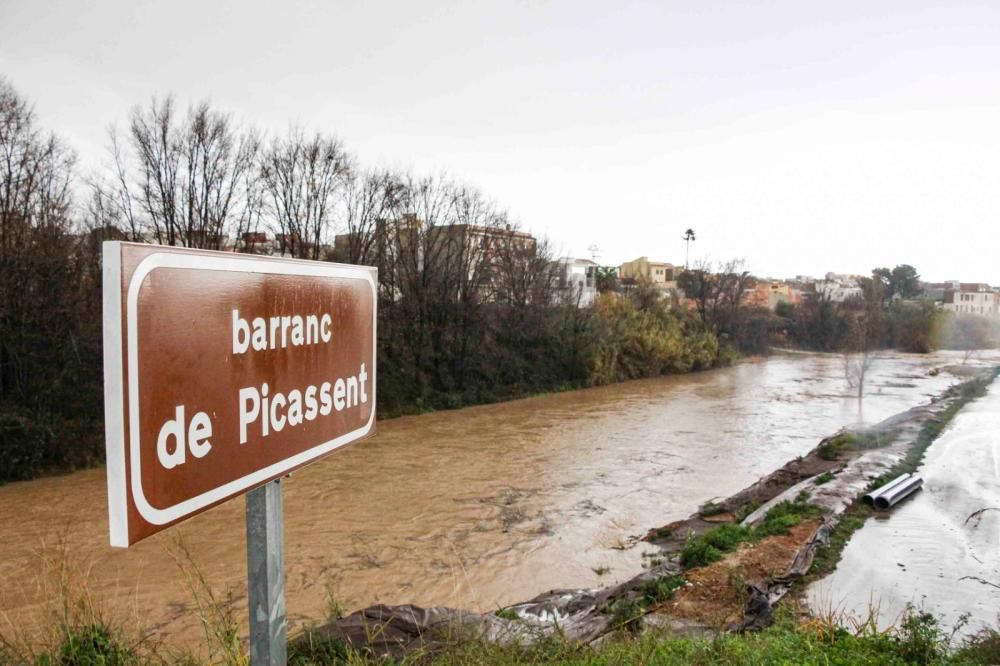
[
  {"x1": 6, "y1": 366, "x2": 999, "y2": 664},
  {"x1": 277, "y1": 366, "x2": 997, "y2": 658},
  {"x1": 0, "y1": 352, "x2": 990, "y2": 661}
]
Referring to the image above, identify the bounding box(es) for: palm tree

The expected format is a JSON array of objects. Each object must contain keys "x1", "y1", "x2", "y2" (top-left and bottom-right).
[
  {"x1": 595, "y1": 266, "x2": 618, "y2": 293},
  {"x1": 683, "y1": 228, "x2": 696, "y2": 269}
]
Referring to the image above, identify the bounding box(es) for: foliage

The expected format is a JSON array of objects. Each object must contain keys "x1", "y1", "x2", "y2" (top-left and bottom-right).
[
  {"x1": 287, "y1": 632, "x2": 356, "y2": 665},
  {"x1": 955, "y1": 623, "x2": 1000, "y2": 664},
  {"x1": 640, "y1": 576, "x2": 687, "y2": 605},
  {"x1": 281, "y1": 610, "x2": 1000, "y2": 665},
  {"x1": 874, "y1": 264, "x2": 923, "y2": 301},
  {"x1": 814, "y1": 471, "x2": 836, "y2": 485},
  {"x1": 681, "y1": 495, "x2": 821, "y2": 570},
  {"x1": 40, "y1": 624, "x2": 136, "y2": 666},
  {"x1": 754, "y1": 496, "x2": 822, "y2": 538},
  {"x1": 586, "y1": 292, "x2": 718, "y2": 386},
  {"x1": 779, "y1": 266, "x2": 949, "y2": 356},
  {"x1": 0, "y1": 79, "x2": 734, "y2": 482},
  {"x1": 889, "y1": 300, "x2": 943, "y2": 353},
  {"x1": 607, "y1": 598, "x2": 645, "y2": 632},
  {"x1": 0, "y1": 78, "x2": 105, "y2": 483},
  {"x1": 809, "y1": 504, "x2": 870, "y2": 578}
]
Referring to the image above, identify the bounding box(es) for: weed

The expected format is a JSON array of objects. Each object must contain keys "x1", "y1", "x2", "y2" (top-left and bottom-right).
[
  {"x1": 818, "y1": 433, "x2": 852, "y2": 460},
  {"x1": 680, "y1": 537, "x2": 723, "y2": 569},
  {"x1": 169, "y1": 536, "x2": 246, "y2": 665},
  {"x1": 649, "y1": 526, "x2": 673, "y2": 540},
  {"x1": 734, "y1": 500, "x2": 761, "y2": 522},
  {"x1": 727, "y1": 569, "x2": 750, "y2": 608},
  {"x1": 27, "y1": 623, "x2": 137, "y2": 666},
  {"x1": 809, "y1": 505, "x2": 871, "y2": 578},
  {"x1": 681, "y1": 495, "x2": 823, "y2": 570},
  {"x1": 592, "y1": 566, "x2": 611, "y2": 576},
  {"x1": 640, "y1": 576, "x2": 686, "y2": 606},
  {"x1": 702, "y1": 524, "x2": 752, "y2": 551},
  {"x1": 814, "y1": 471, "x2": 835, "y2": 485},
  {"x1": 755, "y1": 497, "x2": 822, "y2": 538},
  {"x1": 955, "y1": 621, "x2": 1000, "y2": 664},
  {"x1": 494, "y1": 608, "x2": 520, "y2": 621},
  {"x1": 897, "y1": 605, "x2": 947, "y2": 664},
  {"x1": 324, "y1": 582, "x2": 348, "y2": 622},
  {"x1": 607, "y1": 598, "x2": 644, "y2": 633},
  {"x1": 698, "y1": 501, "x2": 727, "y2": 517},
  {"x1": 287, "y1": 631, "x2": 354, "y2": 665},
  {"x1": 679, "y1": 524, "x2": 752, "y2": 569}
]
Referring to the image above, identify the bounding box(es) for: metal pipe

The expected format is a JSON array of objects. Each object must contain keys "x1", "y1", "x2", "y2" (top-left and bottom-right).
[
  {"x1": 874, "y1": 475, "x2": 923, "y2": 510},
  {"x1": 862, "y1": 473, "x2": 911, "y2": 506}
]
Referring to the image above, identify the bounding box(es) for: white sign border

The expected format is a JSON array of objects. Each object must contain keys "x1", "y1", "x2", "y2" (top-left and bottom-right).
[{"x1": 104, "y1": 243, "x2": 377, "y2": 547}]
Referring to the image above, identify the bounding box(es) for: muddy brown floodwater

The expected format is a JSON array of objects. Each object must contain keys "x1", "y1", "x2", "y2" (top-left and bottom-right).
[{"x1": 0, "y1": 352, "x2": 969, "y2": 650}]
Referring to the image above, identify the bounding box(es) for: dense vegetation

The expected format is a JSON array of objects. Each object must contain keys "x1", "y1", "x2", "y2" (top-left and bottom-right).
[
  {"x1": 773, "y1": 282, "x2": 999, "y2": 355},
  {"x1": 0, "y1": 79, "x2": 728, "y2": 483}
]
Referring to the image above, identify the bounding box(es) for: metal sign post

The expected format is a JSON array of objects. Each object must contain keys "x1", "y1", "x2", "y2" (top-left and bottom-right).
[
  {"x1": 246, "y1": 479, "x2": 286, "y2": 665},
  {"x1": 102, "y1": 243, "x2": 378, "y2": 664}
]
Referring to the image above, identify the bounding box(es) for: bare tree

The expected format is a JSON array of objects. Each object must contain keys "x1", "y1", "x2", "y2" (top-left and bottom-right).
[
  {"x1": 0, "y1": 78, "x2": 90, "y2": 404},
  {"x1": 336, "y1": 168, "x2": 400, "y2": 265},
  {"x1": 96, "y1": 96, "x2": 261, "y2": 249},
  {"x1": 843, "y1": 318, "x2": 878, "y2": 399},
  {"x1": 260, "y1": 128, "x2": 349, "y2": 259},
  {"x1": 678, "y1": 258, "x2": 751, "y2": 335},
  {"x1": 842, "y1": 277, "x2": 885, "y2": 398}
]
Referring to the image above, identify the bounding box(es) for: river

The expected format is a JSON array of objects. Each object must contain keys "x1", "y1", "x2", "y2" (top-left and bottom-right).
[{"x1": 0, "y1": 351, "x2": 969, "y2": 650}]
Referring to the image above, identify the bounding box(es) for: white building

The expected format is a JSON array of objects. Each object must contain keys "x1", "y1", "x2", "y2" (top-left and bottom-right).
[
  {"x1": 814, "y1": 280, "x2": 862, "y2": 303},
  {"x1": 943, "y1": 284, "x2": 1000, "y2": 317},
  {"x1": 556, "y1": 257, "x2": 599, "y2": 307}
]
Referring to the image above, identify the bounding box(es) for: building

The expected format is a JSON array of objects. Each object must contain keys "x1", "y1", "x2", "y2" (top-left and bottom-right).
[
  {"x1": 814, "y1": 279, "x2": 862, "y2": 303},
  {"x1": 619, "y1": 256, "x2": 678, "y2": 293},
  {"x1": 333, "y1": 216, "x2": 538, "y2": 303},
  {"x1": 920, "y1": 280, "x2": 960, "y2": 303},
  {"x1": 744, "y1": 280, "x2": 804, "y2": 310},
  {"x1": 556, "y1": 258, "x2": 598, "y2": 307},
  {"x1": 943, "y1": 284, "x2": 1000, "y2": 317}
]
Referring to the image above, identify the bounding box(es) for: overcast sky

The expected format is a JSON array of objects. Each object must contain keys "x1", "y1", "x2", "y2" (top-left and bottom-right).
[{"x1": 2, "y1": 0, "x2": 998, "y2": 282}]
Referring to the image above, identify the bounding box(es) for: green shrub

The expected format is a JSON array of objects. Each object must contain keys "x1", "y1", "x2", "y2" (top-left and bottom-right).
[
  {"x1": 814, "y1": 471, "x2": 835, "y2": 485},
  {"x1": 36, "y1": 624, "x2": 136, "y2": 666},
  {"x1": 640, "y1": 576, "x2": 686, "y2": 605},
  {"x1": 680, "y1": 538, "x2": 723, "y2": 569},
  {"x1": 755, "y1": 498, "x2": 822, "y2": 538},
  {"x1": 607, "y1": 598, "x2": 644, "y2": 632},
  {"x1": 680, "y1": 525, "x2": 750, "y2": 569},
  {"x1": 287, "y1": 631, "x2": 353, "y2": 665},
  {"x1": 955, "y1": 624, "x2": 1000, "y2": 664},
  {"x1": 702, "y1": 524, "x2": 752, "y2": 551},
  {"x1": 817, "y1": 433, "x2": 853, "y2": 460}
]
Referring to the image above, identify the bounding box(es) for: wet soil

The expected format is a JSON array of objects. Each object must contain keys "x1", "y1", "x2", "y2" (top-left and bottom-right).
[{"x1": 665, "y1": 520, "x2": 822, "y2": 627}]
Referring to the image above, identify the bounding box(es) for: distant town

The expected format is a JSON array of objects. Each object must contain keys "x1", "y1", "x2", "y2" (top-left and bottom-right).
[
  {"x1": 559, "y1": 254, "x2": 999, "y2": 317},
  {"x1": 185, "y1": 223, "x2": 1000, "y2": 319}
]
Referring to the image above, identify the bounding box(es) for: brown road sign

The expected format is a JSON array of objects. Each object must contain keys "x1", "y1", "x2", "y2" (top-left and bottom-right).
[{"x1": 103, "y1": 243, "x2": 377, "y2": 547}]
